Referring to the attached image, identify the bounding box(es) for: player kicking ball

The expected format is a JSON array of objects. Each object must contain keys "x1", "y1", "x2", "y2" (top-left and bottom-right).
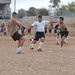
[
  {"x1": 27, "y1": 15, "x2": 56, "y2": 52},
  {"x1": 8, "y1": 12, "x2": 26, "y2": 54}
]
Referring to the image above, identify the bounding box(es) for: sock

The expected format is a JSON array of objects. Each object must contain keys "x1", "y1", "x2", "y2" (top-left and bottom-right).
[
  {"x1": 56, "y1": 37, "x2": 59, "y2": 43},
  {"x1": 38, "y1": 42, "x2": 43, "y2": 49},
  {"x1": 64, "y1": 39, "x2": 67, "y2": 43}
]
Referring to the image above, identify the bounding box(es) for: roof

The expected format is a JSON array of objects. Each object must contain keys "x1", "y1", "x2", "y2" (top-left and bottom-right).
[{"x1": 0, "y1": 0, "x2": 11, "y2": 4}]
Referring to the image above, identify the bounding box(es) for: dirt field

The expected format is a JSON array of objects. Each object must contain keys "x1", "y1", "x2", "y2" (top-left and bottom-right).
[{"x1": 0, "y1": 36, "x2": 75, "y2": 75}]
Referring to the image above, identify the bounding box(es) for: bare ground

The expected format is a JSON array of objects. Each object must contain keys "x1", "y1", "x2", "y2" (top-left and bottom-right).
[{"x1": 0, "y1": 36, "x2": 75, "y2": 75}]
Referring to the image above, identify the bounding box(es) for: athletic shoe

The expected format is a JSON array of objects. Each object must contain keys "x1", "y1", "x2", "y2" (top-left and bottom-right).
[
  {"x1": 16, "y1": 47, "x2": 23, "y2": 54},
  {"x1": 56, "y1": 43, "x2": 59, "y2": 45},
  {"x1": 16, "y1": 48, "x2": 21, "y2": 54},
  {"x1": 37, "y1": 48, "x2": 42, "y2": 52},
  {"x1": 64, "y1": 42, "x2": 68, "y2": 47}
]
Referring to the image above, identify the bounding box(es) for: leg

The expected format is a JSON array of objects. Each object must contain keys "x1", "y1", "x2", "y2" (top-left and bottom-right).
[
  {"x1": 64, "y1": 38, "x2": 68, "y2": 47},
  {"x1": 17, "y1": 37, "x2": 25, "y2": 53},
  {"x1": 61, "y1": 31, "x2": 69, "y2": 47},
  {"x1": 61, "y1": 37, "x2": 65, "y2": 47},
  {"x1": 12, "y1": 31, "x2": 25, "y2": 53},
  {"x1": 64, "y1": 31, "x2": 69, "y2": 46},
  {"x1": 18, "y1": 37, "x2": 25, "y2": 47},
  {"x1": 38, "y1": 37, "x2": 45, "y2": 52},
  {"x1": 30, "y1": 32, "x2": 39, "y2": 49},
  {"x1": 56, "y1": 33, "x2": 60, "y2": 45}
]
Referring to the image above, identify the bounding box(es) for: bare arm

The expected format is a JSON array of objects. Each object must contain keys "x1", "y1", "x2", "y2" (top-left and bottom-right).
[
  {"x1": 27, "y1": 25, "x2": 33, "y2": 31},
  {"x1": 16, "y1": 21, "x2": 26, "y2": 28},
  {"x1": 49, "y1": 21, "x2": 57, "y2": 24}
]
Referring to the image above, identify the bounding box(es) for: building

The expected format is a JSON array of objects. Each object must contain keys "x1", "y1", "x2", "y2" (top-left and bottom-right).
[{"x1": 0, "y1": 0, "x2": 11, "y2": 19}]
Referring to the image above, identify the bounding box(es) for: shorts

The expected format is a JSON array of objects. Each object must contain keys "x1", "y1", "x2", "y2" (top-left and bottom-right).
[
  {"x1": 28, "y1": 29, "x2": 31, "y2": 33},
  {"x1": 49, "y1": 29, "x2": 52, "y2": 33},
  {"x1": 34, "y1": 32, "x2": 45, "y2": 41},
  {"x1": 54, "y1": 30, "x2": 57, "y2": 33},
  {"x1": 4, "y1": 32, "x2": 6, "y2": 35},
  {"x1": 45, "y1": 29, "x2": 47, "y2": 33},
  {"x1": 12, "y1": 31, "x2": 22, "y2": 41},
  {"x1": 54, "y1": 29, "x2": 60, "y2": 35},
  {"x1": 60, "y1": 31, "x2": 69, "y2": 38}
]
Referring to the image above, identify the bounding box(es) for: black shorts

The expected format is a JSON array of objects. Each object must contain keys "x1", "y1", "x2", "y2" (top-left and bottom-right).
[
  {"x1": 49, "y1": 29, "x2": 52, "y2": 33},
  {"x1": 34, "y1": 32, "x2": 45, "y2": 41},
  {"x1": 60, "y1": 31, "x2": 69, "y2": 38},
  {"x1": 45, "y1": 30, "x2": 47, "y2": 33},
  {"x1": 28, "y1": 29, "x2": 31, "y2": 33},
  {"x1": 12, "y1": 31, "x2": 22, "y2": 41},
  {"x1": 54, "y1": 30, "x2": 57, "y2": 33}
]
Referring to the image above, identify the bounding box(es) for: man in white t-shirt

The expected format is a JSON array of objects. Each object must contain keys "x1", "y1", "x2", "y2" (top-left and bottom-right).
[{"x1": 27, "y1": 15, "x2": 55, "y2": 52}]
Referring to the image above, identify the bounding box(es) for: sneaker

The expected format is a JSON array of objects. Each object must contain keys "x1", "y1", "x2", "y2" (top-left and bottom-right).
[
  {"x1": 64, "y1": 42, "x2": 68, "y2": 47},
  {"x1": 37, "y1": 48, "x2": 42, "y2": 52},
  {"x1": 17, "y1": 47, "x2": 23, "y2": 54},
  {"x1": 56, "y1": 43, "x2": 59, "y2": 45}
]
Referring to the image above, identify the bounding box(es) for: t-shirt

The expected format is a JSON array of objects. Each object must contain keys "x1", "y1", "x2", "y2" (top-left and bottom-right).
[
  {"x1": 32, "y1": 20, "x2": 49, "y2": 32},
  {"x1": 8, "y1": 18, "x2": 18, "y2": 36}
]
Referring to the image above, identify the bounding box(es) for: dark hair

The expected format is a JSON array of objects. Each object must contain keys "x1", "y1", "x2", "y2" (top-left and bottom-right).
[
  {"x1": 12, "y1": 12, "x2": 17, "y2": 15},
  {"x1": 38, "y1": 15, "x2": 42, "y2": 18},
  {"x1": 59, "y1": 17, "x2": 64, "y2": 21}
]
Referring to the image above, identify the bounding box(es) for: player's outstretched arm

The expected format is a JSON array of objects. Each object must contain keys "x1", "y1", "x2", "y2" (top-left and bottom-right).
[
  {"x1": 26, "y1": 25, "x2": 33, "y2": 33},
  {"x1": 16, "y1": 21, "x2": 26, "y2": 29},
  {"x1": 49, "y1": 21, "x2": 57, "y2": 24}
]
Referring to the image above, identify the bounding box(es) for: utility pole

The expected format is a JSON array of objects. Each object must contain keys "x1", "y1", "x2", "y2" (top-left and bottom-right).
[{"x1": 14, "y1": 0, "x2": 16, "y2": 12}]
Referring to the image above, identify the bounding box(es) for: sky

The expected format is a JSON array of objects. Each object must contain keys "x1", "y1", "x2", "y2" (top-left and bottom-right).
[{"x1": 10, "y1": 0, "x2": 75, "y2": 12}]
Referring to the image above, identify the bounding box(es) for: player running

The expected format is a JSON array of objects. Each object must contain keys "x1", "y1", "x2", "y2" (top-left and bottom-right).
[{"x1": 58, "y1": 17, "x2": 69, "y2": 48}]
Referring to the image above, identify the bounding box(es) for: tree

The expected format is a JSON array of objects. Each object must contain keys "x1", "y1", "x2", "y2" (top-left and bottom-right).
[
  {"x1": 49, "y1": 0, "x2": 61, "y2": 7},
  {"x1": 37, "y1": 8, "x2": 49, "y2": 16},
  {"x1": 59, "y1": 5, "x2": 67, "y2": 11},
  {"x1": 27, "y1": 7, "x2": 37, "y2": 16},
  {"x1": 67, "y1": 1, "x2": 75, "y2": 12},
  {"x1": 49, "y1": 0, "x2": 61, "y2": 16},
  {"x1": 18, "y1": 9, "x2": 26, "y2": 18},
  {"x1": 59, "y1": 1, "x2": 75, "y2": 13}
]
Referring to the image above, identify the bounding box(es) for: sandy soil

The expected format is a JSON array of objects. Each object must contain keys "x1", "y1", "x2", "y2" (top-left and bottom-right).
[{"x1": 0, "y1": 35, "x2": 75, "y2": 75}]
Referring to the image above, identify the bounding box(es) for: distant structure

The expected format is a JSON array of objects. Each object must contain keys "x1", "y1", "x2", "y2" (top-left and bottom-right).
[{"x1": 0, "y1": 0, "x2": 11, "y2": 19}]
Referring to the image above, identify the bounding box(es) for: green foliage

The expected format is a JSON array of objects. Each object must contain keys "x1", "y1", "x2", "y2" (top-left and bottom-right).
[
  {"x1": 37, "y1": 8, "x2": 49, "y2": 16},
  {"x1": 59, "y1": 5, "x2": 67, "y2": 11},
  {"x1": 50, "y1": 0, "x2": 61, "y2": 7},
  {"x1": 27, "y1": 7, "x2": 36, "y2": 16},
  {"x1": 67, "y1": 1, "x2": 75, "y2": 12},
  {"x1": 60, "y1": 1, "x2": 75, "y2": 13},
  {"x1": 18, "y1": 9, "x2": 26, "y2": 18}
]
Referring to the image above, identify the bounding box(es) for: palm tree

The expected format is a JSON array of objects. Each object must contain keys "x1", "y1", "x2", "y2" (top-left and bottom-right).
[
  {"x1": 49, "y1": 0, "x2": 61, "y2": 16},
  {"x1": 50, "y1": 0, "x2": 61, "y2": 7}
]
